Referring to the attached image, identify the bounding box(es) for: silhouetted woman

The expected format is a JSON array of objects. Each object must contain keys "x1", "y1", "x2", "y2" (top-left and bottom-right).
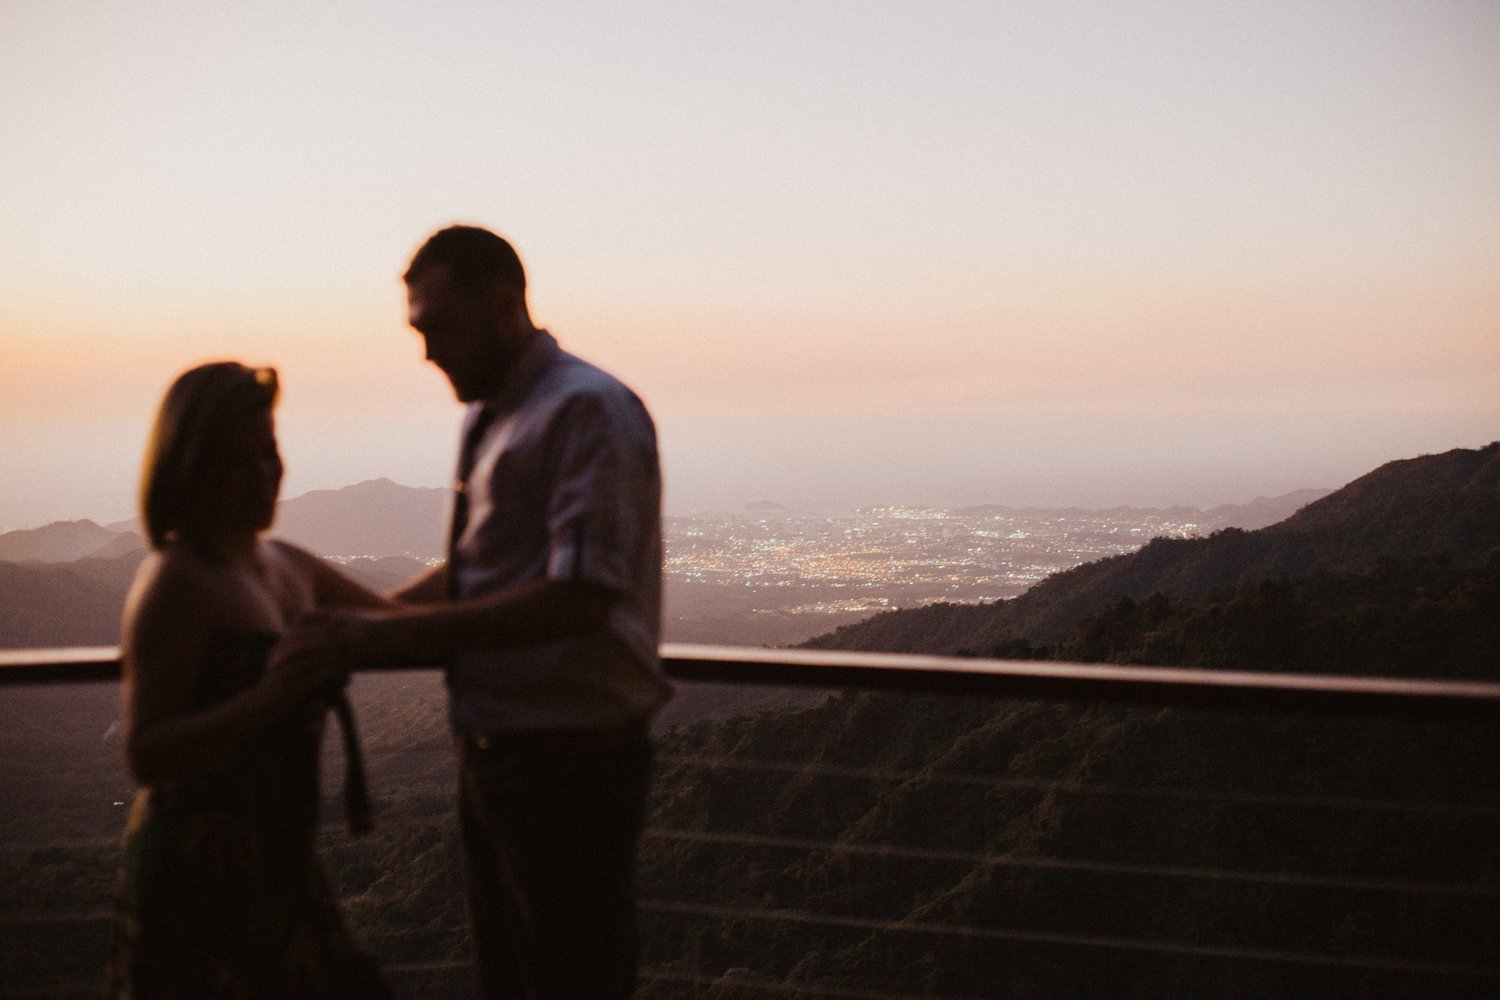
[{"x1": 109, "y1": 362, "x2": 393, "y2": 999}]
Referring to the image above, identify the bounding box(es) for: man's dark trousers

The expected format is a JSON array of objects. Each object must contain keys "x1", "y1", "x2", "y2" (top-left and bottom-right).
[{"x1": 457, "y1": 723, "x2": 653, "y2": 1000}]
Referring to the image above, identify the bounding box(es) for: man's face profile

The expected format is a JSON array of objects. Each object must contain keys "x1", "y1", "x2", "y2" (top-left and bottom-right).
[
  {"x1": 221, "y1": 408, "x2": 283, "y2": 533},
  {"x1": 407, "y1": 266, "x2": 504, "y2": 402}
]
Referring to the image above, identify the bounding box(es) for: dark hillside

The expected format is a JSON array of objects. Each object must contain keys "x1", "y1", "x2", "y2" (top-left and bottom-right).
[
  {"x1": 0, "y1": 558, "x2": 133, "y2": 648},
  {"x1": 1046, "y1": 556, "x2": 1500, "y2": 680},
  {"x1": 1263, "y1": 442, "x2": 1500, "y2": 561},
  {"x1": 808, "y1": 443, "x2": 1500, "y2": 655}
]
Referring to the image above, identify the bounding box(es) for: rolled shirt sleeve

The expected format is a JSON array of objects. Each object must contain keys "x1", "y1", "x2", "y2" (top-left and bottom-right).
[{"x1": 542, "y1": 390, "x2": 657, "y2": 595}]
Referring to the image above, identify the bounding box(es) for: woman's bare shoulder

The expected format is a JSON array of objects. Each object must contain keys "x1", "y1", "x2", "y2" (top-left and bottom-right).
[
  {"x1": 261, "y1": 538, "x2": 325, "y2": 591},
  {"x1": 259, "y1": 538, "x2": 325, "y2": 616},
  {"x1": 123, "y1": 545, "x2": 229, "y2": 632},
  {"x1": 130, "y1": 545, "x2": 210, "y2": 595},
  {"x1": 263, "y1": 537, "x2": 320, "y2": 569}
]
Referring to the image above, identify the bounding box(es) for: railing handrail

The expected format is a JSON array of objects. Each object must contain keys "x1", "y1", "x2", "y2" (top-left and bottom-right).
[{"x1": 3, "y1": 643, "x2": 1498, "y2": 720}]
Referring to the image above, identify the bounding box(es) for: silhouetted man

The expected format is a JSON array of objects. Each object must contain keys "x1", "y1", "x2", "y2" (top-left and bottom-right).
[{"x1": 301, "y1": 225, "x2": 670, "y2": 1000}]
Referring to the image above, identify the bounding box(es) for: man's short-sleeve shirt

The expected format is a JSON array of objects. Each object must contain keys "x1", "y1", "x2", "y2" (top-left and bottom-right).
[{"x1": 446, "y1": 329, "x2": 670, "y2": 732}]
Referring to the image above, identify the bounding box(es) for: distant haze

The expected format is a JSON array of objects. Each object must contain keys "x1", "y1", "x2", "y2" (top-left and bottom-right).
[{"x1": 0, "y1": 399, "x2": 1488, "y2": 533}]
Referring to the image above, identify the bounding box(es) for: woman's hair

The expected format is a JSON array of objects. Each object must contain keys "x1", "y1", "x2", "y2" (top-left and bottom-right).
[{"x1": 139, "y1": 362, "x2": 279, "y2": 549}]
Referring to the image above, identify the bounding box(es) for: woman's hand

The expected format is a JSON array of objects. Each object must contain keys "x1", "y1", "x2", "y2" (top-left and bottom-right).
[{"x1": 266, "y1": 613, "x2": 355, "y2": 706}]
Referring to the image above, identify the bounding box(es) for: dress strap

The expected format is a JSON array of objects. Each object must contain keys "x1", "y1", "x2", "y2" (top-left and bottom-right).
[{"x1": 329, "y1": 692, "x2": 375, "y2": 835}]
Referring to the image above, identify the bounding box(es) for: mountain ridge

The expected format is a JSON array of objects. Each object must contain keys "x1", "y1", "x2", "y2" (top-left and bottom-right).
[
  {"x1": 0, "y1": 519, "x2": 132, "y2": 564},
  {"x1": 7, "y1": 478, "x2": 449, "y2": 563},
  {"x1": 806, "y1": 443, "x2": 1500, "y2": 656},
  {"x1": 4, "y1": 482, "x2": 1329, "y2": 564}
]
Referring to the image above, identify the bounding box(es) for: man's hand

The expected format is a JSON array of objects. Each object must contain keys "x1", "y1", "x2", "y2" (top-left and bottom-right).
[{"x1": 266, "y1": 611, "x2": 373, "y2": 706}]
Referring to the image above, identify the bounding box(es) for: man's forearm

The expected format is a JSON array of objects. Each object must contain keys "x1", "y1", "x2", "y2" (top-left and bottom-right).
[{"x1": 359, "y1": 577, "x2": 616, "y2": 663}]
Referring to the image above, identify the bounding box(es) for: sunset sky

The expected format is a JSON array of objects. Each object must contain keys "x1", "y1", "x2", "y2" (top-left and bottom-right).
[{"x1": 3, "y1": 1, "x2": 1497, "y2": 531}]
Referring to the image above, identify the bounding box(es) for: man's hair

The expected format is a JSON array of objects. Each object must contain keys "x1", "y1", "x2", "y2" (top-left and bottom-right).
[
  {"x1": 139, "y1": 362, "x2": 279, "y2": 549},
  {"x1": 404, "y1": 225, "x2": 526, "y2": 296}
]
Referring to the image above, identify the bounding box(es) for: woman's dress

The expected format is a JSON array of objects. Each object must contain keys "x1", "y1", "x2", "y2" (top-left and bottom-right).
[{"x1": 108, "y1": 632, "x2": 390, "y2": 999}]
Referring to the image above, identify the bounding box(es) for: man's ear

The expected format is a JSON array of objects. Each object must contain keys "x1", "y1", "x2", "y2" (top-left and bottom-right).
[{"x1": 484, "y1": 279, "x2": 524, "y2": 322}]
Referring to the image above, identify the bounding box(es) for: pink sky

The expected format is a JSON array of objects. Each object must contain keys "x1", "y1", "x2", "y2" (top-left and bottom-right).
[{"x1": 2, "y1": 2, "x2": 1497, "y2": 529}]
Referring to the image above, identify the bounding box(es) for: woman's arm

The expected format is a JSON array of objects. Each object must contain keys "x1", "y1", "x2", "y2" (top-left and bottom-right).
[
  {"x1": 121, "y1": 553, "x2": 343, "y2": 785},
  {"x1": 391, "y1": 562, "x2": 448, "y2": 603},
  {"x1": 269, "y1": 540, "x2": 398, "y2": 611}
]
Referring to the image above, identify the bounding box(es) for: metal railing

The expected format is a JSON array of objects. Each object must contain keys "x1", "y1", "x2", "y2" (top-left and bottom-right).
[
  {"x1": 7, "y1": 642, "x2": 1500, "y2": 718},
  {"x1": 3, "y1": 645, "x2": 1498, "y2": 999}
]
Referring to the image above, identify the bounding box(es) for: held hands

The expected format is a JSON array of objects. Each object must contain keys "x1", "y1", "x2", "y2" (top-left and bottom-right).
[{"x1": 265, "y1": 611, "x2": 374, "y2": 708}]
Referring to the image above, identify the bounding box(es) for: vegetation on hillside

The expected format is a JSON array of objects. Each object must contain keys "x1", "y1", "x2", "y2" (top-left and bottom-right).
[
  {"x1": 639, "y1": 550, "x2": 1500, "y2": 996},
  {"x1": 983, "y1": 555, "x2": 1500, "y2": 681}
]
